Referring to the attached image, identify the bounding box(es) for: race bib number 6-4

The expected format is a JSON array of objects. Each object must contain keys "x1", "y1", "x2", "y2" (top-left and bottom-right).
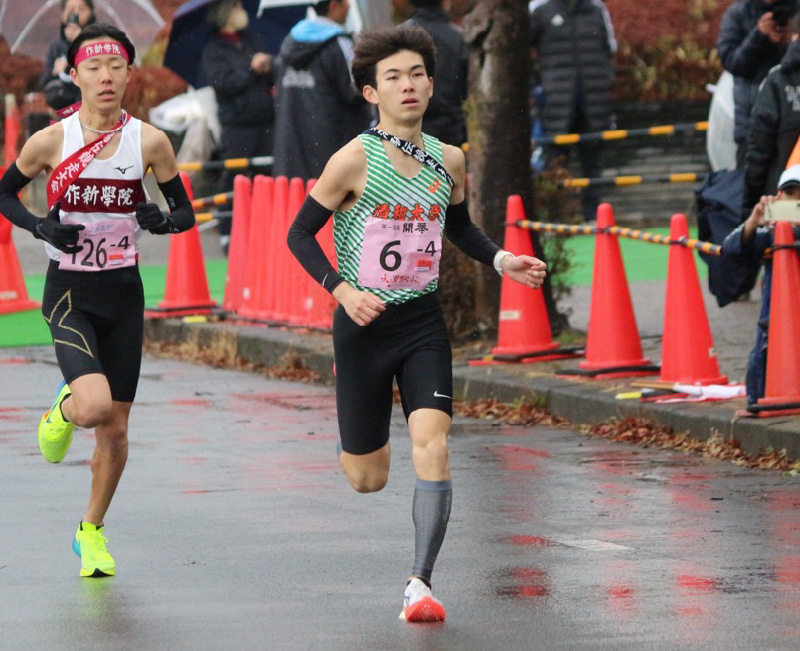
[
  {"x1": 59, "y1": 219, "x2": 137, "y2": 272},
  {"x1": 358, "y1": 217, "x2": 442, "y2": 291}
]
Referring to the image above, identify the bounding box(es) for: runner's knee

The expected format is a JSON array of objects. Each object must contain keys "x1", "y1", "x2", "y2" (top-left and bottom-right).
[
  {"x1": 68, "y1": 393, "x2": 113, "y2": 429},
  {"x1": 345, "y1": 467, "x2": 388, "y2": 494},
  {"x1": 412, "y1": 430, "x2": 449, "y2": 463}
]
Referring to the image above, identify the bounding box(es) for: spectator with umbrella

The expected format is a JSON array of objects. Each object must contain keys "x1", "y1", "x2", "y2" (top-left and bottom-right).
[
  {"x1": 201, "y1": 0, "x2": 275, "y2": 255},
  {"x1": 40, "y1": 0, "x2": 97, "y2": 112}
]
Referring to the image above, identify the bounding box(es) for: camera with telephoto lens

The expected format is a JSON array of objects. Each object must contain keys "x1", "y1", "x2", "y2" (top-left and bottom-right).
[
  {"x1": 66, "y1": 12, "x2": 80, "y2": 26},
  {"x1": 770, "y1": 0, "x2": 795, "y2": 27}
]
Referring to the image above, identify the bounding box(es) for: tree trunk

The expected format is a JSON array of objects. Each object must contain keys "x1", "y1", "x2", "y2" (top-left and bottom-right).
[{"x1": 462, "y1": 0, "x2": 558, "y2": 335}]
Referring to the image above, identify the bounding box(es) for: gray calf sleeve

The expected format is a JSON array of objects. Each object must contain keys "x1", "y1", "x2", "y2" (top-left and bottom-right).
[{"x1": 411, "y1": 479, "x2": 452, "y2": 585}]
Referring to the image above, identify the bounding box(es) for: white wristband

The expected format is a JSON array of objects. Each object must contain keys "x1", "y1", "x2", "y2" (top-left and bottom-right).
[{"x1": 493, "y1": 250, "x2": 513, "y2": 276}]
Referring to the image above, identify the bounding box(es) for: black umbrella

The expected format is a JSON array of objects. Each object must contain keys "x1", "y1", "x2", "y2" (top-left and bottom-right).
[{"x1": 163, "y1": 0, "x2": 309, "y2": 88}]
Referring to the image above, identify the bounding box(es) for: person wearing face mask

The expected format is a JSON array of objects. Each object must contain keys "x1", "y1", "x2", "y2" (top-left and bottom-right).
[
  {"x1": 40, "y1": 0, "x2": 97, "y2": 113},
  {"x1": 201, "y1": 0, "x2": 274, "y2": 254}
]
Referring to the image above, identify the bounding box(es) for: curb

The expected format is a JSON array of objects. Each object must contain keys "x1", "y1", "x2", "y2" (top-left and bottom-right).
[{"x1": 144, "y1": 318, "x2": 800, "y2": 460}]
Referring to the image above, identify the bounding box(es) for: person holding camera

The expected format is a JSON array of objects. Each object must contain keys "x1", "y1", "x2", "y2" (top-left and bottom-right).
[
  {"x1": 744, "y1": 12, "x2": 800, "y2": 215},
  {"x1": 721, "y1": 165, "x2": 800, "y2": 407},
  {"x1": 40, "y1": 0, "x2": 97, "y2": 113},
  {"x1": 717, "y1": 0, "x2": 799, "y2": 169}
]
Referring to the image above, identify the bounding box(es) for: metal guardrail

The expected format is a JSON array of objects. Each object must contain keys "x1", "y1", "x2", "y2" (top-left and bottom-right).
[
  {"x1": 191, "y1": 192, "x2": 233, "y2": 210},
  {"x1": 559, "y1": 172, "x2": 704, "y2": 189},
  {"x1": 178, "y1": 155, "x2": 274, "y2": 172},
  {"x1": 533, "y1": 121, "x2": 709, "y2": 146}
]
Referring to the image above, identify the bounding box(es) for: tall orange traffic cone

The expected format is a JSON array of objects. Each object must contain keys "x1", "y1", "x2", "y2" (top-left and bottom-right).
[
  {"x1": 560, "y1": 203, "x2": 659, "y2": 379},
  {"x1": 660, "y1": 213, "x2": 727, "y2": 385},
  {"x1": 222, "y1": 174, "x2": 252, "y2": 313},
  {"x1": 0, "y1": 215, "x2": 39, "y2": 314},
  {"x1": 469, "y1": 195, "x2": 582, "y2": 365},
  {"x1": 4, "y1": 94, "x2": 20, "y2": 165},
  {"x1": 302, "y1": 178, "x2": 337, "y2": 330},
  {"x1": 283, "y1": 177, "x2": 307, "y2": 325},
  {"x1": 145, "y1": 173, "x2": 217, "y2": 318},
  {"x1": 238, "y1": 175, "x2": 275, "y2": 321},
  {"x1": 751, "y1": 221, "x2": 800, "y2": 416},
  {"x1": 267, "y1": 176, "x2": 290, "y2": 323}
]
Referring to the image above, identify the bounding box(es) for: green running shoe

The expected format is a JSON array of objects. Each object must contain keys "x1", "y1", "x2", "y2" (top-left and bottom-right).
[
  {"x1": 73, "y1": 522, "x2": 115, "y2": 577},
  {"x1": 38, "y1": 380, "x2": 74, "y2": 463}
]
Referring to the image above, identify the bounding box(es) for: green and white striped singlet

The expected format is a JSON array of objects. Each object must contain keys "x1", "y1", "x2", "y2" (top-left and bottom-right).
[{"x1": 334, "y1": 132, "x2": 452, "y2": 305}]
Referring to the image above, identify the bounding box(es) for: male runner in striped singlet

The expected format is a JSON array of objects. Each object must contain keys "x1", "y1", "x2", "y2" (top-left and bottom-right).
[
  {"x1": 0, "y1": 23, "x2": 195, "y2": 577},
  {"x1": 288, "y1": 25, "x2": 547, "y2": 622}
]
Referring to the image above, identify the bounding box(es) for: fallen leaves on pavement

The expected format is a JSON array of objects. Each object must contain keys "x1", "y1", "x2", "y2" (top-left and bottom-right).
[
  {"x1": 453, "y1": 397, "x2": 567, "y2": 426},
  {"x1": 452, "y1": 399, "x2": 798, "y2": 474},
  {"x1": 144, "y1": 340, "x2": 320, "y2": 383},
  {"x1": 582, "y1": 417, "x2": 799, "y2": 473}
]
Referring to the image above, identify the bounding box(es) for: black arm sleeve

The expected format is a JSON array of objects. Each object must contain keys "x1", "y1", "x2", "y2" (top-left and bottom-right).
[
  {"x1": 444, "y1": 201, "x2": 501, "y2": 266},
  {"x1": 157, "y1": 174, "x2": 195, "y2": 233},
  {"x1": 0, "y1": 163, "x2": 39, "y2": 235},
  {"x1": 287, "y1": 195, "x2": 344, "y2": 294}
]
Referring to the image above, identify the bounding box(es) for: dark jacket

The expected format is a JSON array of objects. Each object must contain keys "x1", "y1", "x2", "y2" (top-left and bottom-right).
[
  {"x1": 744, "y1": 38, "x2": 800, "y2": 211},
  {"x1": 403, "y1": 7, "x2": 468, "y2": 146},
  {"x1": 529, "y1": 0, "x2": 616, "y2": 135},
  {"x1": 716, "y1": 0, "x2": 796, "y2": 147},
  {"x1": 201, "y1": 31, "x2": 274, "y2": 129},
  {"x1": 40, "y1": 29, "x2": 80, "y2": 110},
  {"x1": 272, "y1": 18, "x2": 371, "y2": 179}
]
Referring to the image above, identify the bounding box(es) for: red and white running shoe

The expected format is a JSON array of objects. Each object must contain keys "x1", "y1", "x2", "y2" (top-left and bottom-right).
[{"x1": 400, "y1": 577, "x2": 446, "y2": 623}]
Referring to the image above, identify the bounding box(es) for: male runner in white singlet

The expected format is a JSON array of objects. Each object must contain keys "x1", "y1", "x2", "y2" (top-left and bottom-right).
[
  {"x1": 0, "y1": 24, "x2": 195, "y2": 577},
  {"x1": 288, "y1": 25, "x2": 547, "y2": 622}
]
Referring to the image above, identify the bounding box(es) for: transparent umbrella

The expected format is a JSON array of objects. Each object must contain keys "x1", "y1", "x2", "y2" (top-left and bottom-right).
[{"x1": 0, "y1": 0, "x2": 165, "y2": 61}]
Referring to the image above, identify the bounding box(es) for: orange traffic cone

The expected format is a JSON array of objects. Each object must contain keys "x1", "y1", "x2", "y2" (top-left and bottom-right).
[
  {"x1": 5, "y1": 94, "x2": 20, "y2": 165},
  {"x1": 238, "y1": 175, "x2": 276, "y2": 321},
  {"x1": 222, "y1": 174, "x2": 252, "y2": 313},
  {"x1": 267, "y1": 176, "x2": 290, "y2": 323},
  {"x1": 560, "y1": 203, "x2": 659, "y2": 379},
  {"x1": 469, "y1": 195, "x2": 582, "y2": 366},
  {"x1": 302, "y1": 178, "x2": 336, "y2": 330},
  {"x1": 660, "y1": 213, "x2": 727, "y2": 385},
  {"x1": 0, "y1": 215, "x2": 39, "y2": 314},
  {"x1": 283, "y1": 177, "x2": 307, "y2": 325},
  {"x1": 751, "y1": 221, "x2": 800, "y2": 416},
  {"x1": 145, "y1": 173, "x2": 217, "y2": 318}
]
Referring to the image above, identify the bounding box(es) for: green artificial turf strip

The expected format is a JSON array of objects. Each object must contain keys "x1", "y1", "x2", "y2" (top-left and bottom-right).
[
  {"x1": 559, "y1": 227, "x2": 709, "y2": 286},
  {"x1": 0, "y1": 259, "x2": 228, "y2": 348}
]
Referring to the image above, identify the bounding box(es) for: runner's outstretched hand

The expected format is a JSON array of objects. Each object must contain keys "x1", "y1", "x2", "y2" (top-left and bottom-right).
[
  {"x1": 333, "y1": 282, "x2": 386, "y2": 326},
  {"x1": 500, "y1": 254, "x2": 547, "y2": 289},
  {"x1": 35, "y1": 202, "x2": 84, "y2": 253}
]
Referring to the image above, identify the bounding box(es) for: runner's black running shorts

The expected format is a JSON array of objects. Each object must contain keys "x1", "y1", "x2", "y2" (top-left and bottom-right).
[
  {"x1": 333, "y1": 291, "x2": 453, "y2": 455},
  {"x1": 41, "y1": 260, "x2": 144, "y2": 402}
]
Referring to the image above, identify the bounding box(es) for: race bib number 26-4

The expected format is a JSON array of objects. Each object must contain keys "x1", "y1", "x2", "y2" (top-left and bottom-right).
[
  {"x1": 58, "y1": 219, "x2": 137, "y2": 272},
  {"x1": 358, "y1": 217, "x2": 441, "y2": 291}
]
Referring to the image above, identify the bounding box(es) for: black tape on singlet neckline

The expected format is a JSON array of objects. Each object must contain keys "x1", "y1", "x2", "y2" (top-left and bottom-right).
[{"x1": 365, "y1": 128, "x2": 455, "y2": 189}]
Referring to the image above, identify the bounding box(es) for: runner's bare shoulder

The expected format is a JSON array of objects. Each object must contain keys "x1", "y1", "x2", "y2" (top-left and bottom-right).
[
  {"x1": 315, "y1": 136, "x2": 368, "y2": 201},
  {"x1": 18, "y1": 121, "x2": 65, "y2": 176},
  {"x1": 440, "y1": 142, "x2": 465, "y2": 183}
]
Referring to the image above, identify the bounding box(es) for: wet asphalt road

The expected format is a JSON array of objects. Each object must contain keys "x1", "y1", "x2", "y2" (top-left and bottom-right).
[{"x1": 1, "y1": 349, "x2": 799, "y2": 650}]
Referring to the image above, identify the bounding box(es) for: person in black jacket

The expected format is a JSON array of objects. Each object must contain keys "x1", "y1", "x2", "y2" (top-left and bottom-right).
[
  {"x1": 201, "y1": 0, "x2": 274, "y2": 253},
  {"x1": 40, "y1": 0, "x2": 96, "y2": 112},
  {"x1": 272, "y1": 0, "x2": 371, "y2": 180},
  {"x1": 717, "y1": 0, "x2": 798, "y2": 168},
  {"x1": 529, "y1": 0, "x2": 616, "y2": 223},
  {"x1": 743, "y1": 13, "x2": 800, "y2": 214},
  {"x1": 402, "y1": 0, "x2": 468, "y2": 146}
]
